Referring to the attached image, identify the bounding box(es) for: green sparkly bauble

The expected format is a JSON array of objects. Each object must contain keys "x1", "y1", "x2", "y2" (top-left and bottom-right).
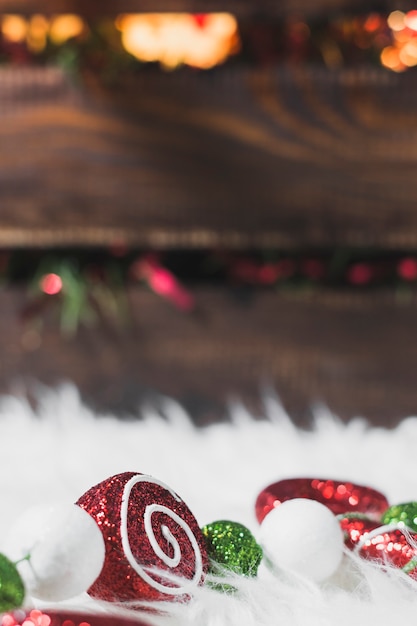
[
  {"x1": 201, "y1": 520, "x2": 263, "y2": 577},
  {"x1": 0, "y1": 553, "x2": 25, "y2": 612},
  {"x1": 382, "y1": 502, "x2": 417, "y2": 532}
]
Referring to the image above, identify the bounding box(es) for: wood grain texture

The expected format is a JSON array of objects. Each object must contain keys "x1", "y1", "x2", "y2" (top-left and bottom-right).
[
  {"x1": 1, "y1": 65, "x2": 417, "y2": 249},
  {"x1": 1, "y1": 30, "x2": 416, "y2": 427},
  {"x1": 2, "y1": 286, "x2": 417, "y2": 425}
]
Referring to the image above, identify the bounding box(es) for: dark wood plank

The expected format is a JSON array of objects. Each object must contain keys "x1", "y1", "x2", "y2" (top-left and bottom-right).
[
  {"x1": 2, "y1": 286, "x2": 417, "y2": 425},
  {"x1": 1, "y1": 65, "x2": 417, "y2": 249}
]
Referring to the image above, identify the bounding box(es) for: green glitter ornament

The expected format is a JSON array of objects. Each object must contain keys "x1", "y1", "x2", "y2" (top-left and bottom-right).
[
  {"x1": 201, "y1": 520, "x2": 263, "y2": 578},
  {"x1": 0, "y1": 553, "x2": 25, "y2": 612},
  {"x1": 382, "y1": 502, "x2": 417, "y2": 532}
]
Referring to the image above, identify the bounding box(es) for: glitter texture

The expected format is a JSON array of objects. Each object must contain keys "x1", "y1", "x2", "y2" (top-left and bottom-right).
[
  {"x1": 0, "y1": 610, "x2": 152, "y2": 626},
  {"x1": 255, "y1": 478, "x2": 389, "y2": 523},
  {"x1": 358, "y1": 527, "x2": 417, "y2": 570},
  {"x1": 0, "y1": 553, "x2": 25, "y2": 613},
  {"x1": 76, "y1": 472, "x2": 208, "y2": 604},
  {"x1": 338, "y1": 513, "x2": 380, "y2": 550},
  {"x1": 382, "y1": 502, "x2": 417, "y2": 532},
  {"x1": 201, "y1": 520, "x2": 263, "y2": 577}
]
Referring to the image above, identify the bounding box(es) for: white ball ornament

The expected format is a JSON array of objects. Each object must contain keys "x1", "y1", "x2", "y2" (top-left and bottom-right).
[
  {"x1": 258, "y1": 498, "x2": 344, "y2": 583},
  {"x1": 7, "y1": 503, "x2": 105, "y2": 601}
]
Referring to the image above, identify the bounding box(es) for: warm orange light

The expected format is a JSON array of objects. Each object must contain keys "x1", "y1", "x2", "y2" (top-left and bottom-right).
[
  {"x1": 385, "y1": 9, "x2": 417, "y2": 71},
  {"x1": 1, "y1": 15, "x2": 27, "y2": 42},
  {"x1": 399, "y1": 38, "x2": 417, "y2": 66},
  {"x1": 393, "y1": 28, "x2": 413, "y2": 43},
  {"x1": 363, "y1": 13, "x2": 382, "y2": 32},
  {"x1": 387, "y1": 10, "x2": 406, "y2": 32},
  {"x1": 117, "y1": 13, "x2": 240, "y2": 69},
  {"x1": 27, "y1": 14, "x2": 48, "y2": 53},
  {"x1": 1, "y1": 13, "x2": 85, "y2": 51},
  {"x1": 49, "y1": 14, "x2": 86, "y2": 45},
  {"x1": 380, "y1": 45, "x2": 406, "y2": 71},
  {"x1": 405, "y1": 10, "x2": 417, "y2": 31}
]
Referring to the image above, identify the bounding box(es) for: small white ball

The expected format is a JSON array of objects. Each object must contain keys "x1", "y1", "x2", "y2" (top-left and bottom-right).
[
  {"x1": 7, "y1": 503, "x2": 105, "y2": 601},
  {"x1": 258, "y1": 498, "x2": 344, "y2": 583}
]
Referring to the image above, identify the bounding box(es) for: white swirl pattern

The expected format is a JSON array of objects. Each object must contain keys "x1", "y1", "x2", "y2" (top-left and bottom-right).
[
  {"x1": 120, "y1": 475, "x2": 204, "y2": 595},
  {"x1": 355, "y1": 523, "x2": 408, "y2": 552}
]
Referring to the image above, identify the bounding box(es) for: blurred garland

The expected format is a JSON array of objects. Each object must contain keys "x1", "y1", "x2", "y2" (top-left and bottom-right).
[
  {"x1": 0, "y1": 12, "x2": 395, "y2": 80},
  {"x1": 0, "y1": 17, "x2": 138, "y2": 82},
  {"x1": 2, "y1": 248, "x2": 417, "y2": 338}
]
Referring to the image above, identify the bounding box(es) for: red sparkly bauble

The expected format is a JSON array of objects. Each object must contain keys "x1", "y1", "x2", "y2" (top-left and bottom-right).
[
  {"x1": 357, "y1": 526, "x2": 417, "y2": 572},
  {"x1": 255, "y1": 478, "x2": 389, "y2": 523},
  {"x1": 76, "y1": 472, "x2": 208, "y2": 604},
  {"x1": 1, "y1": 609, "x2": 152, "y2": 626},
  {"x1": 339, "y1": 514, "x2": 380, "y2": 550}
]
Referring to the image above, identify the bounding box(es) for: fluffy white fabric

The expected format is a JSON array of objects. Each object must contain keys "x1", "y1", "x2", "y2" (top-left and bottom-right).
[{"x1": 1, "y1": 385, "x2": 417, "y2": 626}]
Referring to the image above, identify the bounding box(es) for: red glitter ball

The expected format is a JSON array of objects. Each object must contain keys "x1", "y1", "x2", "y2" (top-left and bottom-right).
[
  {"x1": 339, "y1": 514, "x2": 380, "y2": 550},
  {"x1": 1, "y1": 610, "x2": 152, "y2": 626},
  {"x1": 255, "y1": 478, "x2": 389, "y2": 523},
  {"x1": 76, "y1": 472, "x2": 208, "y2": 604},
  {"x1": 358, "y1": 527, "x2": 417, "y2": 570}
]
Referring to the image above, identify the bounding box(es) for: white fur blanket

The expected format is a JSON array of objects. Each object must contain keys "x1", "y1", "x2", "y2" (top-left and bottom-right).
[{"x1": 1, "y1": 385, "x2": 417, "y2": 626}]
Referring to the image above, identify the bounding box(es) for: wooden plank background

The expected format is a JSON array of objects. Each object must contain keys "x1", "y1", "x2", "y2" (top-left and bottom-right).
[
  {"x1": 1, "y1": 65, "x2": 417, "y2": 249},
  {"x1": 1, "y1": 63, "x2": 417, "y2": 424},
  {"x1": 2, "y1": 286, "x2": 417, "y2": 426}
]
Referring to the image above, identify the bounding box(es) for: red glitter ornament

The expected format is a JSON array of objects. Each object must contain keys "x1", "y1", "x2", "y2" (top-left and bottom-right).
[
  {"x1": 1, "y1": 609, "x2": 152, "y2": 626},
  {"x1": 357, "y1": 526, "x2": 417, "y2": 571},
  {"x1": 339, "y1": 514, "x2": 380, "y2": 550},
  {"x1": 76, "y1": 472, "x2": 208, "y2": 604},
  {"x1": 255, "y1": 478, "x2": 389, "y2": 523}
]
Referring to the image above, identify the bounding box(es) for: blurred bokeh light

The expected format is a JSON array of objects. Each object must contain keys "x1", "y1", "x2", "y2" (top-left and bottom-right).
[
  {"x1": 115, "y1": 13, "x2": 240, "y2": 69},
  {"x1": 382, "y1": 9, "x2": 417, "y2": 71}
]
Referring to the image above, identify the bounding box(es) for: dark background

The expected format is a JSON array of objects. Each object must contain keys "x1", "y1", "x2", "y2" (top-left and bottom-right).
[{"x1": 1, "y1": 2, "x2": 417, "y2": 426}]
